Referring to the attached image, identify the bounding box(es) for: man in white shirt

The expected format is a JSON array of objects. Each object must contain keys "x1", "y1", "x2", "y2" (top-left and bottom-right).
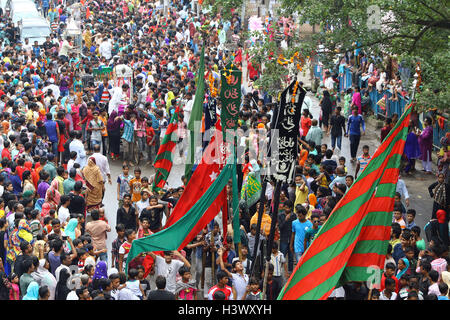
[
  {"x1": 91, "y1": 144, "x2": 112, "y2": 184},
  {"x1": 69, "y1": 131, "x2": 87, "y2": 169},
  {"x1": 23, "y1": 38, "x2": 33, "y2": 56},
  {"x1": 54, "y1": 252, "x2": 72, "y2": 282},
  {"x1": 99, "y1": 38, "x2": 112, "y2": 60},
  {"x1": 148, "y1": 250, "x2": 191, "y2": 294},
  {"x1": 59, "y1": 36, "x2": 73, "y2": 61},
  {"x1": 379, "y1": 278, "x2": 398, "y2": 300},
  {"x1": 396, "y1": 176, "x2": 410, "y2": 207}
]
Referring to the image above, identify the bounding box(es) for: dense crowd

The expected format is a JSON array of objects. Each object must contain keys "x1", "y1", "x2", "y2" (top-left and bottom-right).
[{"x1": 0, "y1": 0, "x2": 448, "y2": 301}]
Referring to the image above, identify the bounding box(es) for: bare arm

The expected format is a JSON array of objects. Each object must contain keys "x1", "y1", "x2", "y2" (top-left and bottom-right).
[
  {"x1": 118, "y1": 253, "x2": 124, "y2": 273},
  {"x1": 174, "y1": 250, "x2": 191, "y2": 268},
  {"x1": 217, "y1": 248, "x2": 232, "y2": 278}
]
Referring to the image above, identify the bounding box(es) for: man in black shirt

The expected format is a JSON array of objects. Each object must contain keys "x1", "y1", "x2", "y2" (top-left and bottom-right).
[
  {"x1": 116, "y1": 193, "x2": 138, "y2": 231},
  {"x1": 329, "y1": 106, "x2": 346, "y2": 152},
  {"x1": 139, "y1": 196, "x2": 165, "y2": 232},
  {"x1": 147, "y1": 275, "x2": 176, "y2": 300},
  {"x1": 278, "y1": 200, "x2": 296, "y2": 273}
]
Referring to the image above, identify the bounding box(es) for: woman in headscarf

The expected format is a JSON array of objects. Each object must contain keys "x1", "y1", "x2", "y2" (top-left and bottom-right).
[
  {"x1": 55, "y1": 268, "x2": 71, "y2": 300},
  {"x1": 22, "y1": 170, "x2": 36, "y2": 199},
  {"x1": 41, "y1": 180, "x2": 61, "y2": 219},
  {"x1": 82, "y1": 157, "x2": 104, "y2": 210},
  {"x1": 64, "y1": 218, "x2": 79, "y2": 252},
  {"x1": 395, "y1": 257, "x2": 410, "y2": 280},
  {"x1": 319, "y1": 89, "x2": 333, "y2": 134},
  {"x1": 107, "y1": 109, "x2": 122, "y2": 160},
  {"x1": 92, "y1": 261, "x2": 108, "y2": 290},
  {"x1": 33, "y1": 257, "x2": 57, "y2": 300},
  {"x1": 7, "y1": 218, "x2": 34, "y2": 266},
  {"x1": 22, "y1": 281, "x2": 40, "y2": 300}
]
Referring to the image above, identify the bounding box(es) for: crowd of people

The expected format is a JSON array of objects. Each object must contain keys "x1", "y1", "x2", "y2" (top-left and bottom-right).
[{"x1": 0, "y1": 0, "x2": 448, "y2": 301}]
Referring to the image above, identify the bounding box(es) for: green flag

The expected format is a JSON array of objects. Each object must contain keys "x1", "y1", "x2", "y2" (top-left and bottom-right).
[
  {"x1": 240, "y1": 172, "x2": 262, "y2": 208},
  {"x1": 185, "y1": 46, "x2": 206, "y2": 182},
  {"x1": 126, "y1": 163, "x2": 232, "y2": 273}
]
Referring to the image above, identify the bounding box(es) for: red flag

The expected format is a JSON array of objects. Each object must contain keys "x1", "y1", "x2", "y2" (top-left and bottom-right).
[
  {"x1": 164, "y1": 118, "x2": 226, "y2": 228},
  {"x1": 86, "y1": 8, "x2": 91, "y2": 19}
]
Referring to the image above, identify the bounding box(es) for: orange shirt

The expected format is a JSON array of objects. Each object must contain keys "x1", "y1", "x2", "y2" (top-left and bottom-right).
[
  {"x1": 129, "y1": 178, "x2": 142, "y2": 203},
  {"x1": 301, "y1": 116, "x2": 312, "y2": 137}
]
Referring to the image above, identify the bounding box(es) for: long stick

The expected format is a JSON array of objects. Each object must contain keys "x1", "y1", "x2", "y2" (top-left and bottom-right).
[
  {"x1": 250, "y1": 180, "x2": 268, "y2": 278},
  {"x1": 262, "y1": 180, "x2": 282, "y2": 299},
  {"x1": 210, "y1": 229, "x2": 215, "y2": 286}
]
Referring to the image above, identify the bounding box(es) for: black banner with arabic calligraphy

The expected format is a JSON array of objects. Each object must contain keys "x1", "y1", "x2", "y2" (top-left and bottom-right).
[
  {"x1": 220, "y1": 62, "x2": 242, "y2": 135},
  {"x1": 269, "y1": 80, "x2": 306, "y2": 183}
]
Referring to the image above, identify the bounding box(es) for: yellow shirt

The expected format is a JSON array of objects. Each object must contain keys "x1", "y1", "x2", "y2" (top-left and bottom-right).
[
  {"x1": 294, "y1": 186, "x2": 309, "y2": 208},
  {"x1": 250, "y1": 212, "x2": 272, "y2": 236}
]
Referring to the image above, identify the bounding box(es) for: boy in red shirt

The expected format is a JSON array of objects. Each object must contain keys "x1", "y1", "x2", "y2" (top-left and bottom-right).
[
  {"x1": 145, "y1": 119, "x2": 156, "y2": 165},
  {"x1": 207, "y1": 270, "x2": 234, "y2": 300},
  {"x1": 380, "y1": 262, "x2": 399, "y2": 293}
]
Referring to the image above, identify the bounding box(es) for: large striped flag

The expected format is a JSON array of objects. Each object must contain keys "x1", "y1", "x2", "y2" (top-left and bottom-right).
[
  {"x1": 152, "y1": 106, "x2": 180, "y2": 191},
  {"x1": 278, "y1": 104, "x2": 413, "y2": 300}
]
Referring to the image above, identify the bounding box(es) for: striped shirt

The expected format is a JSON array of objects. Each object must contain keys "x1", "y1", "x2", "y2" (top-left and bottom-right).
[
  {"x1": 270, "y1": 252, "x2": 286, "y2": 277},
  {"x1": 357, "y1": 154, "x2": 372, "y2": 171},
  {"x1": 121, "y1": 119, "x2": 135, "y2": 142}
]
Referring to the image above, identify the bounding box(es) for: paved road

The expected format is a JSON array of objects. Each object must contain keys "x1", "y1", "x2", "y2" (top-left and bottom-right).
[{"x1": 102, "y1": 92, "x2": 436, "y2": 268}]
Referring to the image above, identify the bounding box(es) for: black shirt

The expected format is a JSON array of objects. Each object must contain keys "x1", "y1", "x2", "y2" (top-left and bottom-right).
[
  {"x1": 330, "y1": 114, "x2": 346, "y2": 137},
  {"x1": 140, "y1": 207, "x2": 164, "y2": 231},
  {"x1": 260, "y1": 279, "x2": 281, "y2": 300},
  {"x1": 278, "y1": 212, "x2": 296, "y2": 243},
  {"x1": 147, "y1": 289, "x2": 176, "y2": 300},
  {"x1": 116, "y1": 206, "x2": 137, "y2": 230},
  {"x1": 68, "y1": 193, "x2": 86, "y2": 215}
]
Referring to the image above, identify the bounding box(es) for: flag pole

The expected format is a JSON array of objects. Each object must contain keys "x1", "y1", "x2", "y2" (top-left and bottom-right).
[
  {"x1": 249, "y1": 179, "x2": 268, "y2": 278},
  {"x1": 262, "y1": 179, "x2": 282, "y2": 299}
]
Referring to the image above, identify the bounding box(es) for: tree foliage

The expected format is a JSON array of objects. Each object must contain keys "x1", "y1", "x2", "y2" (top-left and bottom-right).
[{"x1": 251, "y1": 0, "x2": 449, "y2": 111}]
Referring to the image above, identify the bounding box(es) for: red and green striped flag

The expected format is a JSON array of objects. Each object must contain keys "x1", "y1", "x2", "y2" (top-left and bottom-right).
[
  {"x1": 152, "y1": 106, "x2": 180, "y2": 191},
  {"x1": 278, "y1": 104, "x2": 413, "y2": 300}
]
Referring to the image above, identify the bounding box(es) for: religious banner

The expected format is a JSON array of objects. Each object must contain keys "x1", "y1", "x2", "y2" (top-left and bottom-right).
[
  {"x1": 241, "y1": 171, "x2": 262, "y2": 208},
  {"x1": 269, "y1": 80, "x2": 306, "y2": 182},
  {"x1": 220, "y1": 62, "x2": 242, "y2": 135}
]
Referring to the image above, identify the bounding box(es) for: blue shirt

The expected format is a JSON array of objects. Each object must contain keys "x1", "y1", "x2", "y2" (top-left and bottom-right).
[
  {"x1": 121, "y1": 119, "x2": 134, "y2": 142},
  {"x1": 292, "y1": 219, "x2": 313, "y2": 253},
  {"x1": 347, "y1": 114, "x2": 365, "y2": 136},
  {"x1": 44, "y1": 120, "x2": 58, "y2": 142}
]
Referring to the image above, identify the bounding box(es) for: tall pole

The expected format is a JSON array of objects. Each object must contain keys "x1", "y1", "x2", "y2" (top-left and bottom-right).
[
  {"x1": 262, "y1": 179, "x2": 282, "y2": 299},
  {"x1": 249, "y1": 179, "x2": 267, "y2": 278}
]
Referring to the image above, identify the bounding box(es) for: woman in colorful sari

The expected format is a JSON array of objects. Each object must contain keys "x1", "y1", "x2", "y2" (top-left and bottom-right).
[
  {"x1": 41, "y1": 181, "x2": 61, "y2": 221},
  {"x1": 6, "y1": 219, "x2": 34, "y2": 267},
  {"x1": 418, "y1": 117, "x2": 433, "y2": 174},
  {"x1": 82, "y1": 157, "x2": 104, "y2": 211}
]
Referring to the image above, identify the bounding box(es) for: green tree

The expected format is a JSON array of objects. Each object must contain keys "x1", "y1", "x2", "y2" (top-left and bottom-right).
[{"x1": 252, "y1": 0, "x2": 449, "y2": 111}]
